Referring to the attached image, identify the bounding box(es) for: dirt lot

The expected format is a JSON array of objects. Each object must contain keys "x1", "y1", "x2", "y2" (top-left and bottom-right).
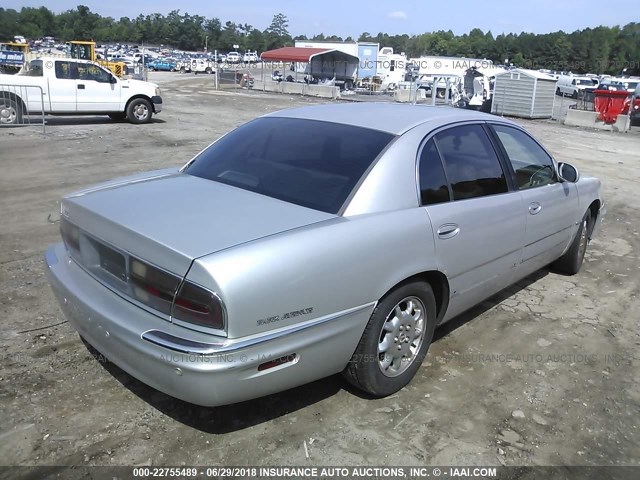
[{"x1": 0, "y1": 73, "x2": 639, "y2": 473}]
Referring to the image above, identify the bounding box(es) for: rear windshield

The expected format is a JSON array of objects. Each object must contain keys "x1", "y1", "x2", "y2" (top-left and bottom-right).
[{"x1": 185, "y1": 117, "x2": 395, "y2": 214}]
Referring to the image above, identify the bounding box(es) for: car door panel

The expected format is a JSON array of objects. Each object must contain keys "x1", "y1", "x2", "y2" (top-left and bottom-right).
[
  {"x1": 489, "y1": 124, "x2": 580, "y2": 275},
  {"x1": 426, "y1": 195, "x2": 525, "y2": 321},
  {"x1": 76, "y1": 63, "x2": 120, "y2": 112},
  {"x1": 48, "y1": 61, "x2": 77, "y2": 112},
  {"x1": 418, "y1": 125, "x2": 525, "y2": 323},
  {"x1": 519, "y1": 182, "x2": 578, "y2": 273}
]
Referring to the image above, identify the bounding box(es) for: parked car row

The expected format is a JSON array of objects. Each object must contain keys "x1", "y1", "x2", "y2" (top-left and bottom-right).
[{"x1": 555, "y1": 73, "x2": 640, "y2": 98}]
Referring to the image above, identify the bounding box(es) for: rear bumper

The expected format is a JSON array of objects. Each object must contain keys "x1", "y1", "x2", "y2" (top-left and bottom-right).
[
  {"x1": 151, "y1": 95, "x2": 162, "y2": 114},
  {"x1": 44, "y1": 243, "x2": 371, "y2": 407}
]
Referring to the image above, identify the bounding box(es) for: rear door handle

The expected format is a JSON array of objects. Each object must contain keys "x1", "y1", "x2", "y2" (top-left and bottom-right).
[
  {"x1": 437, "y1": 224, "x2": 460, "y2": 239},
  {"x1": 529, "y1": 203, "x2": 542, "y2": 215},
  {"x1": 77, "y1": 84, "x2": 85, "y2": 90}
]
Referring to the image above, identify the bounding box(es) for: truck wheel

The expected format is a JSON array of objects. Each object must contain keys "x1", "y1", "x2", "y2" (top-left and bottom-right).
[
  {"x1": 0, "y1": 97, "x2": 22, "y2": 125},
  {"x1": 556, "y1": 87, "x2": 561, "y2": 96},
  {"x1": 180, "y1": 67, "x2": 185, "y2": 73},
  {"x1": 205, "y1": 67, "x2": 212, "y2": 74},
  {"x1": 343, "y1": 281, "x2": 437, "y2": 396},
  {"x1": 126, "y1": 98, "x2": 153, "y2": 124}
]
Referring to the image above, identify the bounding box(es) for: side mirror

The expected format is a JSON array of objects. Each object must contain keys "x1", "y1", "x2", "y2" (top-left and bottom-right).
[
  {"x1": 557, "y1": 162, "x2": 579, "y2": 183},
  {"x1": 109, "y1": 75, "x2": 118, "y2": 84}
]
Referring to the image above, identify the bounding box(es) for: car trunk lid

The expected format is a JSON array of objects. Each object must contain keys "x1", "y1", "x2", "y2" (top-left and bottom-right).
[{"x1": 61, "y1": 172, "x2": 335, "y2": 276}]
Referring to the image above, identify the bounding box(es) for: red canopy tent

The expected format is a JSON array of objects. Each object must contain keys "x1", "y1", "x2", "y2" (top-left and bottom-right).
[{"x1": 259, "y1": 47, "x2": 360, "y2": 90}]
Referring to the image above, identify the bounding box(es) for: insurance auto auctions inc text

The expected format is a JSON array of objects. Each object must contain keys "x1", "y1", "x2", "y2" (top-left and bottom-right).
[{"x1": 257, "y1": 466, "x2": 496, "y2": 478}]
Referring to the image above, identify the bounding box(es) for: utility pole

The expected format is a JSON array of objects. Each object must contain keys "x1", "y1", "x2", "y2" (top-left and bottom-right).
[{"x1": 205, "y1": 35, "x2": 208, "y2": 53}]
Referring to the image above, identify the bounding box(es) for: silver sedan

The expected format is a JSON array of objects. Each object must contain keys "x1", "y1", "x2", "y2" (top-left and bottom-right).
[{"x1": 45, "y1": 103, "x2": 605, "y2": 406}]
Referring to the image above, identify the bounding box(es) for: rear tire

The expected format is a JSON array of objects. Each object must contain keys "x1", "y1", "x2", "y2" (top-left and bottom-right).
[
  {"x1": 552, "y1": 210, "x2": 592, "y2": 275},
  {"x1": 0, "y1": 96, "x2": 23, "y2": 125},
  {"x1": 126, "y1": 98, "x2": 153, "y2": 124},
  {"x1": 343, "y1": 281, "x2": 437, "y2": 397}
]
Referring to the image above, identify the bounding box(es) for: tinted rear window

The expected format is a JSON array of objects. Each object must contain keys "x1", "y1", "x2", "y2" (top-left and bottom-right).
[{"x1": 185, "y1": 117, "x2": 394, "y2": 214}]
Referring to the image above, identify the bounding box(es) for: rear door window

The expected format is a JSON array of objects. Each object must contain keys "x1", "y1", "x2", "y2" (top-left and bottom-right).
[
  {"x1": 434, "y1": 124, "x2": 508, "y2": 200},
  {"x1": 55, "y1": 61, "x2": 76, "y2": 80},
  {"x1": 418, "y1": 139, "x2": 450, "y2": 205}
]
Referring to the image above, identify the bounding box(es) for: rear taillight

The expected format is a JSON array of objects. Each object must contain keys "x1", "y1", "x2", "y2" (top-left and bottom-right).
[
  {"x1": 58, "y1": 220, "x2": 225, "y2": 331},
  {"x1": 130, "y1": 258, "x2": 181, "y2": 316},
  {"x1": 172, "y1": 281, "x2": 225, "y2": 330}
]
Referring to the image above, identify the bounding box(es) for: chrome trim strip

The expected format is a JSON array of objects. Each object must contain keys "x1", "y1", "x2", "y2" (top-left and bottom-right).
[{"x1": 141, "y1": 302, "x2": 376, "y2": 355}]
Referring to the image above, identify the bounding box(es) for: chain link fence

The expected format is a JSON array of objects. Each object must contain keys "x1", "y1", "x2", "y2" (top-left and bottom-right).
[
  {"x1": 552, "y1": 89, "x2": 596, "y2": 122},
  {"x1": 216, "y1": 67, "x2": 253, "y2": 90}
]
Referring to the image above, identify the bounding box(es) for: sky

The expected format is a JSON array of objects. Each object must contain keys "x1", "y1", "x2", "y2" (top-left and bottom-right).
[{"x1": 3, "y1": 0, "x2": 637, "y2": 37}]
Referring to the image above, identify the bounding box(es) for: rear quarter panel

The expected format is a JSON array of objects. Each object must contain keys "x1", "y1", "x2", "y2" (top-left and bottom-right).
[{"x1": 186, "y1": 208, "x2": 439, "y2": 339}]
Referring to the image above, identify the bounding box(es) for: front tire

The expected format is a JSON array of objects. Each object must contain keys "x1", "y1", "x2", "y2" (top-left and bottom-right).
[
  {"x1": 343, "y1": 281, "x2": 437, "y2": 396},
  {"x1": 126, "y1": 98, "x2": 153, "y2": 124},
  {"x1": 552, "y1": 210, "x2": 592, "y2": 275}
]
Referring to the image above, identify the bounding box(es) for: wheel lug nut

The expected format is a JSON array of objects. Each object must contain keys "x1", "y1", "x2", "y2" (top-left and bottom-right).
[
  {"x1": 397, "y1": 345, "x2": 402, "y2": 350},
  {"x1": 399, "y1": 326, "x2": 404, "y2": 331},
  {"x1": 394, "y1": 337, "x2": 398, "y2": 342}
]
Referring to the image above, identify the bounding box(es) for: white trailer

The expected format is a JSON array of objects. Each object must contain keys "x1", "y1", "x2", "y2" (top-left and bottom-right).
[
  {"x1": 375, "y1": 47, "x2": 408, "y2": 90},
  {"x1": 411, "y1": 56, "x2": 494, "y2": 98}
]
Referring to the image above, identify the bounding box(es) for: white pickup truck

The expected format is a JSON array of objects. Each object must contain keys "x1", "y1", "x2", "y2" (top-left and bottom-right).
[{"x1": 0, "y1": 57, "x2": 162, "y2": 125}]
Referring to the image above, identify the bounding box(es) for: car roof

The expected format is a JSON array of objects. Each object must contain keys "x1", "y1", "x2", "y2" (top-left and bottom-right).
[{"x1": 264, "y1": 103, "x2": 515, "y2": 135}]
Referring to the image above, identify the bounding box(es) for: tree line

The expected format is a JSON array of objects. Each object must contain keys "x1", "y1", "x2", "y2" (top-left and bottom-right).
[{"x1": 0, "y1": 5, "x2": 638, "y2": 74}]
